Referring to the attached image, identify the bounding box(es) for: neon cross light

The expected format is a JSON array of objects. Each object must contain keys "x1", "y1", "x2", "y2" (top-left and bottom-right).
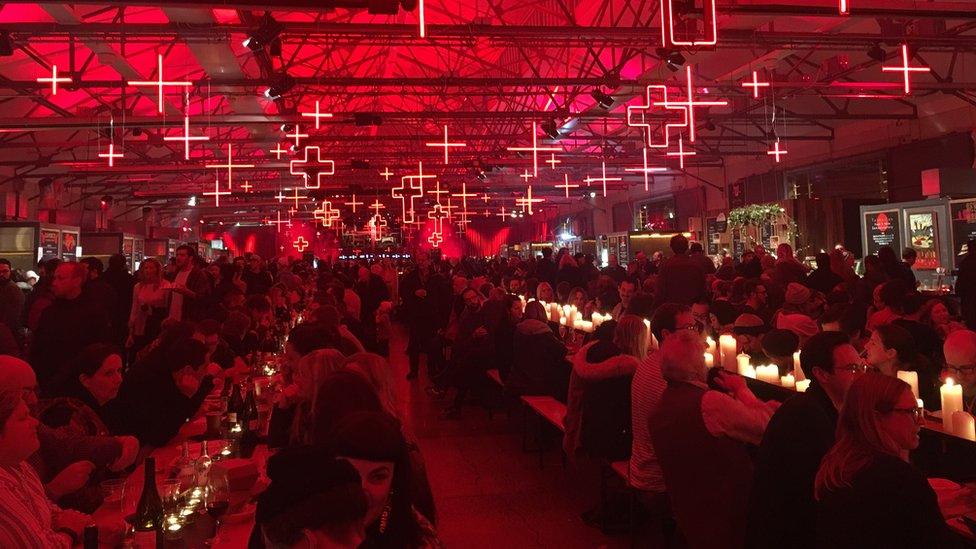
[
  {"x1": 285, "y1": 187, "x2": 308, "y2": 209},
  {"x1": 300, "y1": 100, "x2": 333, "y2": 129},
  {"x1": 767, "y1": 139, "x2": 788, "y2": 163},
  {"x1": 292, "y1": 236, "x2": 309, "y2": 253},
  {"x1": 452, "y1": 181, "x2": 476, "y2": 217},
  {"x1": 37, "y1": 65, "x2": 71, "y2": 95},
  {"x1": 427, "y1": 203, "x2": 449, "y2": 248},
  {"x1": 368, "y1": 213, "x2": 388, "y2": 241},
  {"x1": 667, "y1": 137, "x2": 696, "y2": 169},
  {"x1": 507, "y1": 121, "x2": 561, "y2": 177},
  {"x1": 516, "y1": 185, "x2": 544, "y2": 215},
  {"x1": 741, "y1": 71, "x2": 770, "y2": 99},
  {"x1": 240, "y1": 180, "x2": 253, "y2": 193},
  {"x1": 625, "y1": 147, "x2": 668, "y2": 191},
  {"x1": 839, "y1": 0, "x2": 849, "y2": 15},
  {"x1": 128, "y1": 54, "x2": 191, "y2": 114},
  {"x1": 661, "y1": 66, "x2": 728, "y2": 143},
  {"x1": 98, "y1": 143, "x2": 123, "y2": 167},
  {"x1": 313, "y1": 201, "x2": 340, "y2": 228},
  {"x1": 345, "y1": 195, "x2": 364, "y2": 213},
  {"x1": 164, "y1": 115, "x2": 210, "y2": 160},
  {"x1": 203, "y1": 174, "x2": 231, "y2": 207},
  {"x1": 627, "y1": 84, "x2": 688, "y2": 149},
  {"x1": 660, "y1": 0, "x2": 717, "y2": 47},
  {"x1": 520, "y1": 169, "x2": 533, "y2": 184},
  {"x1": 380, "y1": 167, "x2": 394, "y2": 181},
  {"x1": 882, "y1": 44, "x2": 930, "y2": 95},
  {"x1": 290, "y1": 146, "x2": 335, "y2": 189},
  {"x1": 418, "y1": 0, "x2": 426, "y2": 38},
  {"x1": 482, "y1": 193, "x2": 491, "y2": 203},
  {"x1": 556, "y1": 174, "x2": 579, "y2": 198},
  {"x1": 496, "y1": 206, "x2": 508, "y2": 220},
  {"x1": 546, "y1": 153, "x2": 561, "y2": 170},
  {"x1": 267, "y1": 210, "x2": 291, "y2": 232},
  {"x1": 206, "y1": 144, "x2": 254, "y2": 190},
  {"x1": 270, "y1": 143, "x2": 289, "y2": 160},
  {"x1": 584, "y1": 161, "x2": 621, "y2": 198},
  {"x1": 286, "y1": 124, "x2": 309, "y2": 149},
  {"x1": 426, "y1": 125, "x2": 466, "y2": 165},
  {"x1": 427, "y1": 179, "x2": 449, "y2": 204},
  {"x1": 369, "y1": 199, "x2": 386, "y2": 217},
  {"x1": 393, "y1": 162, "x2": 434, "y2": 225}
]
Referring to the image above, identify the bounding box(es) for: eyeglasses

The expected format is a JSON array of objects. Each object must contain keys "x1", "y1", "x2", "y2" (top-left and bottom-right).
[
  {"x1": 679, "y1": 324, "x2": 703, "y2": 334},
  {"x1": 946, "y1": 365, "x2": 976, "y2": 376},
  {"x1": 835, "y1": 363, "x2": 870, "y2": 374},
  {"x1": 890, "y1": 406, "x2": 925, "y2": 423}
]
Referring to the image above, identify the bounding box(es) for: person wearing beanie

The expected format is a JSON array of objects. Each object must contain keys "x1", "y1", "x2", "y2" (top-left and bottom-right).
[
  {"x1": 776, "y1": 313, "x2": 820, "y2": 346},
  {"x1": 733, "y1": 313, "x2": 768, "y2": 363},
  {"x1": 784, "y1": 282, "x2": 812, "y2": 309},
  {"x1": 761, "y1": 329, "x2": 800, "y2": 376}
]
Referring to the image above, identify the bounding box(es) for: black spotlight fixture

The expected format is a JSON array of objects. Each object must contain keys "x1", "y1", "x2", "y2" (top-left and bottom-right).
[
  {"x1": 0, "y1": 32, "x2": 13, "y2": 57},
  {"x1": 263, "y1": 72, "x2": 295, "y2": 99},
  {"x1": 477, "y1": 171, "x2": 488, "y2": 181},
  {"x1": 280, "y1": 123, "x2": 294, "y2": 133},
  {"x1": 591, "y1": 89, "x2": 615, "y2": 109},
  {"x1": 243, "y1": 12, "x2": 283, "y2": 52},
  {"x1": 656, "y1": 47, "x2": 685, "y2": 72},
  {"x1": 353, "y1": 113, "x2": 383, "y2": 126},
  {"x1": 867, "y1": 43, "x2": 887, "y2": 62},
  {"x1": 541, "y1": 119, "x2": 560, "y2": 140},
  {"x1": 704, "y1": 120, "x2": 716, "y2": 131}
]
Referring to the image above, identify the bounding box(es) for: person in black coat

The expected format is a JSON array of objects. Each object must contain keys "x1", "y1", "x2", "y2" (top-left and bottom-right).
[
  {"x1": 400, "y1": 251, "x2": 451, "y2": 380},
  {"x1": 805, "y1": 252, "x2": 843, "y2": 294},
  {"x1": 747, "y1": 331, "x2": 865, "y2": 549},
  {"x1": 507, "y1": 302, "x2": 571, "y2": 402},
  {"x1": 101, "y1": 254, "x2": 135, "y2": 347},
  {"x1": 957, "y1": 239, "x2": 976, "y2": 330},
  {"x1": 115, "y1": 337, "x2": 214, "y2": 447}
]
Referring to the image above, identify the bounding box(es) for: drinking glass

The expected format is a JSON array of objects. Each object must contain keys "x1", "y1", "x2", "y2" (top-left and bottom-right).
[{"x1": 203, "y1": 475, "x2": 230, "y2": 545}]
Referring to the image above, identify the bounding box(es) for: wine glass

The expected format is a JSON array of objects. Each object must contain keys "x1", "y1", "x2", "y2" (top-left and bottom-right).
[{"x1": 203, "y1": 474, "x2": 230, "y2": 545}]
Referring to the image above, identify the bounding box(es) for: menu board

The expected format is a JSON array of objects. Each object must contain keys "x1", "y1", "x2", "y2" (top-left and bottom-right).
[
  {"x1": 732, "y1": 228, "x2": 744, "y2": 258},
  {"x1": 864, "y1": 210, "x2": 901, "y2": 257},
  {"x1": 61, "y1": 232, "x2": 78, "y2": 261},
  {"x1": 39, "y1": 229, "x2": 59, "y2": 262},
  {"x1": 706, "y1": 218, "x2": 720, "y2": 255},
  {"x1": 122, "y1": 238, "x2": 134, "y2": 270},
  {"x1": 950, "y1": 201, "x2": 976, "y2": 266},
  {"x1": 907, "y1": 211, "x2": 939, "y2": 269}
]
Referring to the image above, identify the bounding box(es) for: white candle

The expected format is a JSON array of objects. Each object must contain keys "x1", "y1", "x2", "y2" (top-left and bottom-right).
[
  {"x1": 704, "y1": 352, "x2": 714, "y2": 369},
  {"x1": 917, "y1": 398, "x2": 925, "y2": 410},
  {"x1": 952, "y1": 411, "x2": 976, "y2": 441},
  {"x1": 559, "y1": 317, "x2": 566, "y2": 325},
  {"x1": 796, "y1": 379, "x2": 811, "y2": 392},
  {"x1": 781, "y1": 373, "x2": 796, "y2": 389},
  {"x1": 941, "y1": 378, "x2": 964, "y2": 431},
  {"x1": 706, "y1": 336, "x2": 717, "y2": 358},
  {"x1": 793, "y1": 351, "x2": 805, "y2": 381},
  {"x1": 757, "y1": 365, "x2": 780, "y2": 385},
  {"x1": 740, "y1": 364, "x2": 756, "y2": 379},
  {"x1": 897, "y1": 371, "x2": 919, "y2": 400},
  {"x1": 720, "y1": 335, "x2": 737, "y2": 372},
  {"x1": 736, "y1": 353, "x2": 751, "y2": 376}
]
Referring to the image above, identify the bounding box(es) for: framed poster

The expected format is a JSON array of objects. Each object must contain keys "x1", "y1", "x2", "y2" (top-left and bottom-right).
[
  {"x1": 864, "y1": 210, "x2": 900, "y2": 257},
  {"x1": 61, "y1": 232, "x2": 78, "y2": 261},
  {"x1": 39, "y1": 229, "x2": 59, "y2": 262},
  {"x1": 907, "y1": 211, "x2": 939, "y2": 269},
  {"x1": 706, "y1": 218, "x2": 719, "y2": 255},
  {"x1": 950, "y1": 200, "x2": 976, "y2": 266}
]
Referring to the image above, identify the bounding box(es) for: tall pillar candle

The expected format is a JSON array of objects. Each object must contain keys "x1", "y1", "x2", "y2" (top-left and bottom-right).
[
  {"x1": 719, "y1": 335, "x2": 737, "y2": 372},
  {"x1": 793, "y1": 351, "x2": 805, "y2": 381},
  {"x1": 952, "y1": 411, "x2": 976, "y2": 441},
  {"x1": 941, "y1": 378, "x2": 964, "y2": 431},
  {"x1": 706, "y1": 337, "x2": 717, "y2": 359},
  {"x1": 704, "y1": 352, "x2": 714, "y2": 369},
  {"x1": 781, "y1": 373, "x2": 796, "y2": 389},
  {"x1": 896, "y1": 371, "x2": 919, "y2": 400},
  {"x1": 736, "y1": 354, "x2": 752, "y2": 377}
]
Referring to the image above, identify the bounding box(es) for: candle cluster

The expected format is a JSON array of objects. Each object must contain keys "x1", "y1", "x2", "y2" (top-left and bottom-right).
[{"x1": 941, "y1": 378, "x2": 976, "y2": 441}]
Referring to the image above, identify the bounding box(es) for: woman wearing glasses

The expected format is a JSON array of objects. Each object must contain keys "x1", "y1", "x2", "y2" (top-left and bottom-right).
[{"x1": 814, "y1": 373, "x2": 957, "y2": 548}]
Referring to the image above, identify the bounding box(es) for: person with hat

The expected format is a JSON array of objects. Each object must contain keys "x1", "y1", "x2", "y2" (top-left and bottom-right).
[
  {"x1": 733, "y1": 314, "x2": 768, "y2": 363},
  {"x1": 761, "y1": 329, "x2": 800, "y2": 377},
  {"x1": 775, "y1": 311, "x2": 820, "y2": 346}
]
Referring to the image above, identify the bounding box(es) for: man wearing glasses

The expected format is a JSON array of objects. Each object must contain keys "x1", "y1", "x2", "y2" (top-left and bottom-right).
[
  {"x1": 944, "y1": 330, "x2": 976, "y2": 414},
  {"x1": 746, "y1": 331, "x2": 866, "y2": 549}
]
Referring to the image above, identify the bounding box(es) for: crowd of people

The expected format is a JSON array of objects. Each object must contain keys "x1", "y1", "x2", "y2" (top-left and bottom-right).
[{"x1": 0, "y1": 232, "x2": 974, "y2": 547}]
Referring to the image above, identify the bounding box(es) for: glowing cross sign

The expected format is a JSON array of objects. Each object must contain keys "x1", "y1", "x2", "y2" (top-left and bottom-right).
[
  {"x1": 452, "y1": 181, "x2": 476, "y2": 214},
  {"x1": 240, "y1": 180, "x2": 253, "y2": 193},
  {"x1": 584, "y1": 161, "x2": 622, "y2": 198},
  {"x1": 393, "y1": 162, "x2": 434, "y2": 225},
  {"x1": 556, "y1": 174, "x2": 579, "y2": 198},
  {"x1": 290, "y1": 146, "x2": 335, "y2": 189},
  {"x1": 625, "y1": 147, "x2": 668, "y2": 191},
  {"x1": 667, "y1": 137, "x2": 696, "y2": 169},
  {"x1": 418, "y1": 0, "x2": 427, "y2": 38},
  {"x1": 368, "y1": 214, "x2": 388, "y2": 241},
  {"x1": 660, "y1": 0, "x2": 717, "y2": 47},
  {"x1": 313, "y1": 201, "x2": 341, "y2": 227},
  {"x1": 274, "y1": 190, "x2": 287, "y2": 203},
  {"x1": 496, "y1": 206, "x2": 508, "y2": 220},
  {"x1": 300, "y1": 100, "x2": 333, "y2": 129},
  {"x1": 428, "y1": 231, "x2": 443, "y2": 248},
  {"x1": 203, "y1": 174, "x2": 231, "y2": 207},
  {"x1": 427, "y1": 203, "x2": 449, "y2": 248},
  {"x1": 741, "y1": 71, "x2": 771, "y2": 99},
  {"x1": 546, "y1": 153, "x2": 561, "y2": 170},
  {"x1": 507, "y1": 121, "x2": 561, "y2": 177},
  {"x1": 767, "y1": 139, "x2": 788, "y2": 163},
  {"x1": 515, "y1": 185, "x2": 544, "y2": 215},
  {"x1": 98, "y1": 142, "x2": 123, "y2": 167},
  {"x1": 128, "y1": 54, "x2": 192, "y2": 113},
  {"x1": 206, "y1": 144, "x2": 254, "y2": 189},
  {"x1": 425, "y1": 125, "x2": 466, "y2": 165},
  {"x1": 427, "y1": 179, "x2": 449, "y2": 204},
  {"x1": 37, "y1": 65, "x2": 71, "y2": 95},
  {"x1": 627, "y1": 84, "x2": 688, "y2": 149},
  {"x1": 286, "y1": 187, "x2": 309, "y2": 209},
  {"x1": 164, "y1": 115, "x2": 210, "y2": 160},
  {"x1": 345, "y1": 194, "x2": 364, "y2": 213},
  {"x1": 286, "y1": 124, "x2": 309, "y2": 149},
  {"x1": 520, "y1": 169, "x2": 533, "y2": 183},
  {"x1": 267, "y1": 210, "x2": 291, "y2": 232},
  {"x1": 482, "y1": 193, "x2": 491, "y2": 203},
  {"x1": 380, "y1": 167, "x2": 394, "y2": 181},
  {"x1": 270, "y1": 143, "x2": 289, "y2": 160},
  {"x1": 665, "y1": 66, "x2": 728, "y2": 143},
  {"x1": 882, "y1": 44, "x2": 930, "y2": 95},
  {"x1": 293, "y1": 236, "x2": 309, "y2": 253}
]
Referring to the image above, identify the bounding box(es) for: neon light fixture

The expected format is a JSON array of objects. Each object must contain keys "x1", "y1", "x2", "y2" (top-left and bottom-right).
[
  {"x1": 393, "y1": 161, "x2": 434, "y2": 225},
  {"x1": 270, "y1": 143, "x2": 289, "y2": 160},
  {"x1": 546, "y1": 153, "x2": 561, "y2": 170},
  {"x1": 300, "y1": 100, "x2": 333, "y2": 129},
  {"x1": 507, "y1": 121, "x2": 561, "y2": 177},
  {"x1": 427, "y1": 203, "x2": 448, "y2": 248},
  {"x1": 515, "y1": 185, "x2": 544, "y2": 215},
  {"x1": 98, "y1": 142, "x2": 123, "y2": 167},
  {"x1": 313, "y1": 201, "x2": 340, "y2": 227},
  {"x1": 380, "y1": 167, "x2": 394, "y2": 181},
  {"x1": 663, "y1": 66, "x2": 728, "y2": 143},
  {"x1": 128, "y1": 54, "x2": 192, "y2": 113},
  {"x1": 839, "y1": 0, "x2": 849, "y2": 15},
  {"x1": 882, "y1": 44, "x2": 930, "y2": 95},
  {"x1": 205, "y1": 144, "x2": 254, "y2": 190},
  {"x1": 425, "y1": 125, "x2": 466, "y2": 165},
  {"x1": 625, "y1": 147, "x2": 668, "y2": 191},
  {"x1": 667, "y1": 137, "x2": 696, "y2": 169},
  {"x1": 452, "y1": 181, "x2": 475, "y2": 220},
  {"x1": 164, "y1": 115, "x2": 210, "y2": 160},
  {"x1": 741, "y1": 70, "x2": 770, "y2": 99},
  {"x1": 418, "y1": 0, "x2": 426, "y2": 39},
  {"x1": 660, "y1": 0, "x2": 717, "y2": 47},
  {"x1": 267, "y1": 210, "x2": 291, "y2": 232},
  {"x1": 584, "y1": 161, "x2": 621, "y2": 198},
  {"x1": 285, "y1": 187, "x2": 308, "y2": 210},
  {"x1": 427, "y1": 179, "x2": 449, "y2": 204},
  {"x1": 556, "y1": 174, "x2": 579, "y2": 198},
  {"x1": 345, "y1": 194, "x2": 364, "y2": 213},
  {"x1": 496, "y1": 206, "x2": 508, "y2": 220},
  {"x1": 520, "y1": 169, "x2": 533, "y2": 184},
  {"x1": 203, "y1": 174, "x2": 231, "y2": 207},
  {"x1": 369, "y1": 199, "x2": 386, "y2": 217},
  {"x1": 286, "y1": 124, "x2": 309, "y2": 149},
  {"x1": 37, "y1": 65, "x2": 71, "y2": 95},
  {"x1": 240, "y1": 180, "x2": 253, "y2": 193},
  {"x1": 292, "y1": 236, "x2": 309, "y2": 253},
  {"x1": 368, "y1": 213, "x2": 388, "y2": 241},
  {"x1": 290, "y1": 146, "x2": 335, "y2": 189},
  {"x1": 767, "y1": 139, "x2": 788, "y2": 163},
  {"x1": 627, "y1": 84, "x2": 688, "y2": 149}
]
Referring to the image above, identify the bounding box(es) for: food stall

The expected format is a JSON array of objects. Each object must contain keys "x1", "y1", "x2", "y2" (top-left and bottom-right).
[
  {"x1": 861, "y1": 199, "x2": 955, "y2": 291},
  {"x1": 0, "y1": 221, "x2": 81, "y2": 271},
  {"x1": 80, "y1": 231, "x2": 146, "y2": 272},
  {"x1": 597, "y1": 231, "x2": 630, "y2": 266},
  {"x1": 626, "y1": 231, "x2": 693, "y2": 265}
]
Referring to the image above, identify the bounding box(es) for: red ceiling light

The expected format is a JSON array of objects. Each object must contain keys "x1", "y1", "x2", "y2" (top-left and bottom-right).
[
  {"x1": 164, "y1": 115, "x2": 210, "y2": 160},
  {"x1": 625, "y1": 147, "x2": 668, "y2": 191},
  {"x1": 290, "y1": 146, "x2": 335, "y2": 189},
  {"x1": 882, "y1": 44, "x2": 930, "y2": 95},
  {"x1": 660, "y1": 0, "x2": 717, "y2": 48},
  {"x1": 380, "y1": 167, "x2": 394, "y2": 181},
  {"x1": 286, "y1": 124, "x2": 309, "y2": 150},
  {"x1": 313, "y1": 201, "x2": 340, "y2": 227},
  {"x1": 627, "y1": 84, "x2": 687, "y2": 149},
  {"x1": 300, "y1": 100, "x2": 333, "y2": 130},
  {"x1": 206, "y1": 144, "x2": 254, "y2": 189},
  {"x1": 556, "y1": 174, "x2": 579, "y2": 198},
  {"x1": 664, "y1": 66, "x2": 728, "y2": 143},
  {"x1": 667, "y1": 137, "x2": 696, "y2": 169},
  {"x1": 584, "y1": 161, "x2": 621, "y2": 198},
  {"x1": 767, "y1": 139, "x2": 788, "y2": 163},
  {"x1": 267, "y1": 210, "x2": 291, "y2": 232},
  {"x1": 520, "y1": 169, "x2": 533, "y2": 184},
  {"x1": 393, "y1": 162, "x2": 433, "y2": 225},
  {"x1": 203, "y1": 174, "x2": 231, "y2": 207},
  {"x1": 345, "y1": 194, "x2": 364, "y2": 213},
  {"x1": 507, "y1": 121, "x2": 561, "y2": 177},
  {"x1": 516, "y1": 185, "x2": 544, "y2": 215},
  {"x1": 270, "y1": 143, "x2": 289, "y2": 160},
  {"x1": 97, "y1": 142, "x2": 123, "y2": 167},
  {"x1": 839, "y1": 0, "x2": 849, "y2": 15},
  {"x1": 741, "y1": 70, "x2": 770, "y2": 99},
  {"x1": 36, "y1": 64, "x2": 71, "y2": 95},
  {"x1": 128, "y1": 54, "x2": 192, "y2": 114},
  {"x1": 292, "y1": 236, "x2": 309, "y2": 253},
  {"x1": 425, "y1": 125, "x2": 466, "y2": 165}
]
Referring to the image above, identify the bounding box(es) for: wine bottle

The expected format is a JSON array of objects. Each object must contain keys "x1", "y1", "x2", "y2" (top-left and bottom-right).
[
  {"x1": 195, "y1": 440, "x2": 212, "y2": 486},
  {"x1": 132, "y1": 457, "x2": 164, "y2": 549},
  {"x1": 174, "y1": 441, "x2": 195, "y2": 487},
  {"x1": 226, "y1": 382, "x2": 243, "y2": 425},
  {"x1": 83, "y1": 525, "x2": 98, "y2": 549},
  {"x1": 243, "y1": 386, "x2": 258, "y2": 433}
]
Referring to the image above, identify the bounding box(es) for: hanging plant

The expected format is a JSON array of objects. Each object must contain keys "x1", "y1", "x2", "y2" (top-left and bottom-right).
[{"x1": 728, "y1": 203, "x2": 799, "y2": 242}]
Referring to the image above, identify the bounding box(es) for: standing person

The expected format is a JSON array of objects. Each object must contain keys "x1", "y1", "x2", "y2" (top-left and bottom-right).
[
  {"x1": 101, "y1": 254, "x2": 135, "y2": 347},
  {"x1": 401, "y1": 251, "x2": 449, "y2": 381},
  {"x1": 611, "y1": 278, "x2": 637, "y2": 318},
  {"x1": 26, "y1": 258, "x2": 60, "y2": 332},
  {"x1": 166, "y1": 245, "x2": 211, "y2": 322},
  {"x1": 242, "y1": 254, "x2": 274, "y2": 296},
  {"x1": 30, "y1": 262, "x2": 111, "y2": 394},
  {"x1": 602, "y1": 254, "x2": 627, "y2": 283},
  {"x1": 555, "y1": 253, "x2": 583, "y2": 290},
  {"x1": 806, "y1": 252, "x2": 843, "y2": 294},
  {"x1": 878, "y1": 246, "x2": 915, "y2": 289},
  {"x1": 688, "y1": 242, "x2": 716, "y2": 275},
  {"x1": 746, "y1": 331, "x2": 867, "y2": 549},
  {"x1": 126, "y1": 258, "x2": 170, "y2": 355},
  {"x1": 0, "y1": 258, "x2": 24, "y2": 339},
  {"x1": 814, "y1": 374, "x2": 957, "y2": 549},
  {"x1": 654, "y1": 234, "x2": 706, "y2": 306},
  {"x1": 956, "y1": 239, "x2": 976, "y2": 329},
  {"x1": 355, "y1": 266, "x2": 390, "y2": 351},
  {"x1": 772, "y1": 243, "x2": 809, "y2": 287},
  {"x1": 79, "y1": 258, "x2": 118, "y2": 324}
]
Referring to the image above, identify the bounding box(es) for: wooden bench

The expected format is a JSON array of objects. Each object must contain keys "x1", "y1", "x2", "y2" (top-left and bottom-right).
[{"x1": 520, "y1": 395, "x2": 567, "y2": 468}]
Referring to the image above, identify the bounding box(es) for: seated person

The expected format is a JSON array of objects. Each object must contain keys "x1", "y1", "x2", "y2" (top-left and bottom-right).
[
  {"x1": 733, "y1": 313, "x2": 769, "y2": 364},
  {"x1": 37, "y1": 343, "x2": 127, "y2": 435},
  {"x1": 193, "y1": 319, "x2": 242, "y2": 372},
  {"x1": 507, "y1": 302, "x2": 571, "y2": 401},
  {"x1": 761, "y1": 329, "x2": 800, "y2": 377}
]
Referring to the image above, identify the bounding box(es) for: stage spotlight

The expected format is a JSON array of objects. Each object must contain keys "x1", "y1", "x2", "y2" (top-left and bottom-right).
[
  {"x1": 656, "y1": 47, "x2": 685, "y2": 72},
  {"x1": 280, "y1": 123, "x2": 294, "y2": 133},
  {"x1": 477, "y1": 171, "x2": 487, "y2": 181},
  {"x1": 263, "y1": 73, "x2": 295, "y2": 99},
  {"x1": 867, "y1": 44, "x2": 887, "y2": 62},
  {"x1": 591, "y1": 89, "x2": 615, "y2": 109},
  {"x1": 541, "y1": 119, "x2": 560, "y2": 140},
  {"x1": 243, "y1": 13, "x2": 283, "y2": 52}
]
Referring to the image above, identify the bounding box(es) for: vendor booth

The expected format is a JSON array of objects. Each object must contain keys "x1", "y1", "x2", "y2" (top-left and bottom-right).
[
  {"x1": 80, "y1": 231, "x2": 146, "y2": 271},
  {"x1": 143, "y1": 238, "x2": 176, "y2": 264},
  {"x1": 0, "y1": 221, "x2": 81, "y2": 271}
]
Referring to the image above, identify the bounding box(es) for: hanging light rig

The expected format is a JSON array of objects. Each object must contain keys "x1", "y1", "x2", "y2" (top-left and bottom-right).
[
  {"x1": 425, "y1": 125, "x2": 466, "y2": 165},
  {"x1": 98, "y1": 117, "x2": 123, "y2": 167},
  {"x1": 127, "y1": 54, "x2": 191, "y2": 113},
  {"x1": 882, "y1": 44, "x2": 931, "y2": 95},
  {"x1": 37, "y1": 64, "x2": 71, "y2": 95}
]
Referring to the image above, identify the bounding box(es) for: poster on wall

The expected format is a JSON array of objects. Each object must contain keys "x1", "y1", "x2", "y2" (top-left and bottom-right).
[
  {"x1": 864, "y1": 210, "x2": 901, "y2": 257},
  {"x1": 61, "y1": 232, "x2": 78, "y2": 261},
  {"x1": 907, "y1": 212, "x2": 939, "y2": 270},
  {"x1": 122, "y1": 238, "x2": 134, "y2": 270},
  {"x1": 732, "y1": 228, "x2": 744, "y2": 258},
  {"x1": 950, "y1": 201, "x2": 976, "y2": 266},
  {"x1": 706, "y1": 218, "x2": 719, "y2": 255},
  {"x1": 39, "y1": 229, "x2": 59, "y2": 262}
]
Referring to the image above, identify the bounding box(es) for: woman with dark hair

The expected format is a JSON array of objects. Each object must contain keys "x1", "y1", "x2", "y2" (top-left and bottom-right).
[
  {"x1": 508, "y1": 301, "x2": 571, "y2": 401},
  {"x1": 35, "y1": 343, "x2": 128, "y2": 436},
  {"x1": 815, "y1": 374, "x2": 956, "y2": 548}
]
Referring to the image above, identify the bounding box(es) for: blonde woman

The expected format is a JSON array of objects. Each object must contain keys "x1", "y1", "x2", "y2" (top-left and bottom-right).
[
  {"x1": 126, "y1": 258, "x2": 171, "y2": 353},
  {"x1": 345, "y1": 352, "x2": 401, "y2": 421},
  {"x1": 289, "y1": 348, "x2": 348, "y2": 445}
]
